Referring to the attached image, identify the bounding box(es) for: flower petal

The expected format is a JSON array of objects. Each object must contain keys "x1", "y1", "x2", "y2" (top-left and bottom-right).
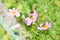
[
  {"x1": 7, "y1": 13, "x2": 14, "y2": 17},
  {"x1": 37, "y1": 27, "x2": 43, "y2": 30},
  {"x1": 33, "y1": 10, "x2": 38, "y2": 18},
  {"x1": 39, "y1": 24, "x2": 43, "y2": 27},
  {"x1": 32, "y1": 10, "x2": 38, "y2": 23},
  {"x1": 15, "y1": 13, "x2": 20, "y2": 17},
  {"x1": 9, "y1": 9, "x2": 12, "y2": 12},
  {"x1": 8, "y1": 8, "x2": 20, "y2": 17},
  {"x1": 13, "y1": 8, "x2": 16, "y2": 11},
  {"x1": 45, "y1": 22, "x2": 51, "y2": 28},
  {"x1": 37, "y1": 27, "x2": 48, "y2": 30},
  {"x1": 25, "y1": 17, "x2": 32, "y2": 26}
]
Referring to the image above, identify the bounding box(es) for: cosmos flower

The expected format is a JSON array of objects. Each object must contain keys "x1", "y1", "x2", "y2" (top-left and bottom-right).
[
  {"x1": 7, "y1": 8, "x2": 20, "y2": 17},
  {"x1": 37, "y1": 22, "x2": 51, "y2": 30},
  {"x1": 24, "y1": 10, "x2": 38, "y2": 26},
  {"x1": 24, "y1": 17, "x2": 32, "y2": 26}
]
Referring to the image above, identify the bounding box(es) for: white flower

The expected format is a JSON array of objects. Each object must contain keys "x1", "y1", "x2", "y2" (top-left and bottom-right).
[{"x1": 7, "y1": 8, "x2": 20, "y2": 17}]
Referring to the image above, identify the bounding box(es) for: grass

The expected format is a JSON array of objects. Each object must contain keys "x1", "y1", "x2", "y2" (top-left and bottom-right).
[{"x1": 0, "y1": 0, "x2": 60, "y2": 40}]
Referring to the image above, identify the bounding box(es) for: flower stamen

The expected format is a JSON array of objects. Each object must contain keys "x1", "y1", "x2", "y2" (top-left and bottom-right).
[
  {"x1": 42, "y1": 25, "x2": 48, "y2": 29},
  {"x1": 30, "y1": 16, "x2": 34, "y2": 20},
  {"x1": 12, "y1": 11, "x2": 16, "y2": 14}
]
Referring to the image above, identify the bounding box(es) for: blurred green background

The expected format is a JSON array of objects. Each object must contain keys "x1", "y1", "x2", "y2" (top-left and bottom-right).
[{"x1": 0, "y1": 0, "x2": 60, "y2": 40}]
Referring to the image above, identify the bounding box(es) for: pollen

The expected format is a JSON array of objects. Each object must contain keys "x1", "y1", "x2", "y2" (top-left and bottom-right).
[
  {"x1": 12, "y1": 11, "x2": 16, "y2": 14},
  {"x1": 42, "y1": 25, "x2": 47, "y2": 29},
  {"x1": 30, "y1": 16, "x2": 34, "y2": 20}
]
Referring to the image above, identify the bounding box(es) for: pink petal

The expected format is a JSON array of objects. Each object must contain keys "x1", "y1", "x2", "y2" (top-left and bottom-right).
[
  {"x1": 38, "y1": 23, "x2": 48, "y2": 30},
  {"x1": 37, "y1": 24, "x2": 44, "y2": 30},
  {"x1": 39, "y1": 24, "x2": 43, "y2": 27},
  {"x1": 37, "y1": 27, "x2": 48, "y2": 30},
  {"x1": 32, "y1": 10, "x2": 38, "y2": 23},
  {"x1": 45, "y1": 22, "x2": 51, "y2": 28},
  {"x1": 33, "y1": 10, "x2": 38, "y2": 18},
  {"x1": 25, "y1": 17, "x2": 32, "y2": 26},
  {"x1": 37, "y1": 27, "x2": 43, "y2": 30},
  {"x1": 7, "y1": 13, "x2": 14, "y2": 17}
]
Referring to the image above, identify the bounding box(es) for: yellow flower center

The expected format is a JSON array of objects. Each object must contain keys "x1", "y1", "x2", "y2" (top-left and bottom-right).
[
  {"x1": 30, "y1": 16, "x2": 34, "y2": 20},
  {"x1": 12, "y1": 11, "x2": 16, "y2": 14},
  {"x1": 42, "y1": 25, "x2": 47, "y2": 29}
]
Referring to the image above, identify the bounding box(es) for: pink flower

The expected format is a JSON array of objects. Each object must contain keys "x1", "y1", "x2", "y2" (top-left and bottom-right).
[
  {"x1": 37, "y1": 22, "x2": 51, "y2": 30},
  {"x1": 24, "y1": 10, "x2": 38, "y2": 26},
  {"x1": 32, "y1": 10, "x2": 38, "y2": 24},
  {"x1": 7, "y1": 8, "x2": 20, "y2": 17},
  {"x1": 25, "y1": 17, "x2": 32, "y2": 26}
]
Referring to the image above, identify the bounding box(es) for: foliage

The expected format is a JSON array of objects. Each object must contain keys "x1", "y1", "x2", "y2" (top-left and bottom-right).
[{"x1": 0, "y1": 0, "x2": 60, "y2": 40}]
